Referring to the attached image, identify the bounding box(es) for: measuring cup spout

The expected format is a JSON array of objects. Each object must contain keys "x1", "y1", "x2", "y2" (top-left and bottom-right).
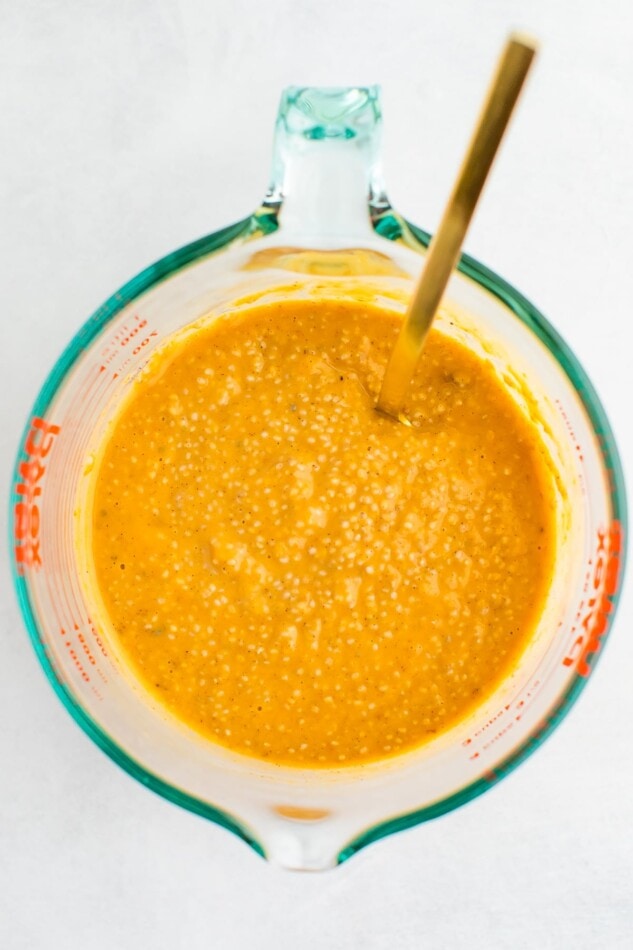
[
  {"x1": 263, "y1": 86, "x2": 389, "y2": 240},
  {"x1": 256, "y1": 808, "x2": 344, "y2": 871}
]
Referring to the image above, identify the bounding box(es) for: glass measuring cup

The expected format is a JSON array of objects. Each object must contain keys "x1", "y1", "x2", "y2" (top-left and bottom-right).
[{"x1": 10, "y1": 86, "x2": 626, "y2": 870}]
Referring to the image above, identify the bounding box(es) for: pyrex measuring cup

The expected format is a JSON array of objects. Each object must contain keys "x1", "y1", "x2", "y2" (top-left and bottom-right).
[{"x1": 10, "y1": 87, "x2": 626, "y2": 870}]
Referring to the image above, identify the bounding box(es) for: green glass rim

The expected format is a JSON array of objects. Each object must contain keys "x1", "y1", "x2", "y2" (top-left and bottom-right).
[{"x1": 9, "y1": 213, "x2": 627, "y2": 866}]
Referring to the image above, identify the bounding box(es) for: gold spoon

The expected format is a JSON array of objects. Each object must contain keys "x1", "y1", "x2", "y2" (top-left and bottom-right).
[{"x1": 376, "y1": 34, "x2": 537, "y2": 421}]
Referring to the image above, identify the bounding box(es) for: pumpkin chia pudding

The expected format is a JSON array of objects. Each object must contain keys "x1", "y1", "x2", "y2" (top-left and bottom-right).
[{"x1": 87, "y1": 298, "x2": 556, "y2": 766}]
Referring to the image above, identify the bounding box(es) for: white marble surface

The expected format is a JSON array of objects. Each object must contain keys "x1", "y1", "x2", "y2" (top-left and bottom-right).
[{"x1": 1, "y1": 1, "x2": 632, "y2": 947}]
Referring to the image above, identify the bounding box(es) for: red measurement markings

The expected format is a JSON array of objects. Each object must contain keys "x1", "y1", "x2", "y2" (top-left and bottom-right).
[
  {"x1": 13, "y1": 418, "x2": 61, "y2": 573},
  {"x1": 75, "y1": 623, "x2": 97, "y2": 667},
  {"x1": 480, "y1": 719, "x2": 515, "y2": 753},
  {"x1": 563, "y1": 521, "x2": 623, "y2": 677},
  {"x1": 85, "y1": 617, "x2": 109, "y2": 683},
  {"x1": 60, "y1": 619, "x2": 109, "y2": 686},
  {"x1": 87, "y1": 616, "x2": 109, "y2": 658},
  {"x1": 560, "y1": 555, "x2": 594, "y2": 675},
  {"x1": 77, "y1": 361, "x2": 110, "y2": 407},
  {"x1": 482, "y1": 687, "x2": 574, "y2": 785},
  {"x1": 463, "y1": 680, "x2": 541, "y2": 762},
  {"x1": 554, "y1": 399, "x2": 582, "y2": 457},
  {"x1": 471, "y1": 708, "x2": 505, "y2": 738},
  {"x1": 99, "y1": 314, "x2": 159, "y2": 379},
  {"x1": 61, "y1": 628, "x2": 90, "y2": 682}
]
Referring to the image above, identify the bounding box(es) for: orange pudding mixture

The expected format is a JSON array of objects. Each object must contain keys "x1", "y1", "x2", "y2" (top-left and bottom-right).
[{"x1": 88, "y1": 299, "x2": 556, "y2": 766}]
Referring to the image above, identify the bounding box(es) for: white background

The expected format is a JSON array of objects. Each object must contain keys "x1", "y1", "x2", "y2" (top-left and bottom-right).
[{"x1": 1, "y1": 1, "x2": 632, "y2": 947}]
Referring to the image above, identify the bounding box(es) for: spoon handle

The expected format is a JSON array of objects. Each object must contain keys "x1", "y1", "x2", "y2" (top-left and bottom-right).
[{"x1": 377, "y1": 34, "x2": 537, "y2": 420}]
